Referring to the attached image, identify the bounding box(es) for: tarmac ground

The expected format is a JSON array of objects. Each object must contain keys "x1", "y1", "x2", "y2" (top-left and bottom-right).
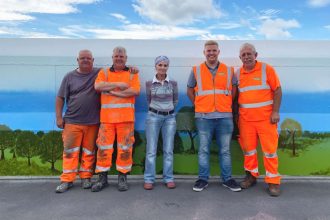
[{"x1": 0, "y1": 176, "x2": 330, "y2": 220}]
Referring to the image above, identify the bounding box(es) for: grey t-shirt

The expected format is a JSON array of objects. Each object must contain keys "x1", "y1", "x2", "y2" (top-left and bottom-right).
[
  {"x1": 57, "y1": 67, "x2": 101, "y2": 125},
  {"x1": 187, "y1": 62, "x2": 237, "y2": 119}
]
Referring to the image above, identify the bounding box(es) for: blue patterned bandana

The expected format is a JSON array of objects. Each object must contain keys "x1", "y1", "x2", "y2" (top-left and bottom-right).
[{"x1": 155, "y1": 55, "x2": 170, "y2": 66}]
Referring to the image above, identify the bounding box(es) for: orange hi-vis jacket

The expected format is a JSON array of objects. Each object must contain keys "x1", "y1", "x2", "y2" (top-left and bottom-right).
[
  {"x1": 95, "y1": 67, "x2": 140, "y2": 123},
  {"x1": 236, "y1": 61, "x2": 281, "y2": 121},
  {"x1": 193, "y1": 62, "x2": 234, "y2": 113}
]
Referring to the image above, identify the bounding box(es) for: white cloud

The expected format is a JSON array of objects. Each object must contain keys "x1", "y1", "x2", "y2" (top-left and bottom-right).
[
  {"x1": 59, "y1": 24, "x2": 208, "y2": 39},
  {"x1": 258, "y1": 9, "x2": 280, "y2": 20},
  {"x1": 307, "y1": 0, "x2": 330, "y2": 7},
  {"x1": 258, "y1": 18, "x2": 300, "y2": 39},
  {"x1": 0, "y1": 0, "x2": 99, "y2": 21},
  {"x1": 325, "y1": 25, "x2": 330, "y2": 29},
  {"x1": 132, "y1": 0, "x2": 222, "y2": 25},
  {"x1": 199, "y1": 34, "x2": 232, "y2": 40},
  {"x1": 0, "y1": 26, "x2": 65, "y2": 38},
  {"x1": 110, "y1": 13, "x2": 130, "y2": 24},
  {"x1": 209, "y1": 22, "x2": 242, "y2": 30}
]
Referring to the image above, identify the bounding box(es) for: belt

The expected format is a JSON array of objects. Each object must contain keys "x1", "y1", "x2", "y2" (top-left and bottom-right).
[{"x1": 149, "y1": 107, "x2": 174, "y2": 116}]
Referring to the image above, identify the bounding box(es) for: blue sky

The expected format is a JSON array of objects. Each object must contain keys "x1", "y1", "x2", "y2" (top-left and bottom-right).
[{"x1": 0, "y1": 0, "x2": 329, "y2": 39}]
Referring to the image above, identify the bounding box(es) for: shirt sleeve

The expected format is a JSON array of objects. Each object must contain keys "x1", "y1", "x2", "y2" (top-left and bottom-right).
[
  {"x1": 57, "y1": 74, "x2": 69, "y2": 98},
  {"x1": 173, "y1": 81, "x2": 179, "y2": 108},
  {"x1": 266, "y1": 64, "x2": 281, "y2": 91},
  {"x1": 187, "y1": 68, "x2": 196, "y2": 88},
  {"x1": 130, "y1": 72, "x2": 141, "y2": 93},
  {"x1": 95, "y1": 68, "x2": 106, "y2": 84},
  {"x1": 145, "y1": 81, "x2": 151, "y2": 104}
]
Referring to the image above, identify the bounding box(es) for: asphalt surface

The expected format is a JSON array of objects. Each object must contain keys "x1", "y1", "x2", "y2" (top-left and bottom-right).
[{"x1": 0, "y1": 176, "x2": 330, "y2": 220}]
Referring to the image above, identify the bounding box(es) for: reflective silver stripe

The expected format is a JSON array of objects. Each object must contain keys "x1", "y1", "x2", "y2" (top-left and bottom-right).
[
  {"x1": 195, "y1": 66, "x2": 202, "y2": 93},
  {"x1": 244, "y1": 149, "x2": 257, "y2": 156},
  {"x1": 235, "y1": 68, "x2": 241, "y2": 85},
  {"x1": 239, "y1": 85, "x2": 270, "y2": 92},
  {"x1": 82, "y1": 148, "x2": 94, "y2": 155},
  {"x1": 95, "y1": 165, "x2": 110, "y2": 172},
  {"x1": 79, "y1": 168, "x2": 92, "y2": 172},
  {"x1": 116, "y1": 164, "x2": 132, "y2": 171},
  {"x1": 64, "y1": 147, "x2": 80, "y2": 154},
  {"x1": 264, "y1": 152, "x2": 278, "y2": 158},
  {"x1": 118, "y1": 144, "x2": 132, "y2": 150},
  {"x1": 266, "y1": 171, "x2": 280, "y2": 178},
  {"x1": 261, "y1": 63, "x2": 267, "y2": 85},
  {"x1": 196, "y1": 89, "x2": 231, "y2": 96},
  {"x1": 195, "y1": 65, "x2": 231, "y2": 96},
  {"x1": 98, "y1": 145, "x2": 113, "y2": 150},
  {"x1": 240, "y1": 100, "x2": 273, "y2": 108},
  {"x1": 226, "y1": 66, "x2": 231, "y2": 95},
  {"x1": 63, "y1": 169, "x2": 78, "y2": 173},
  {"x1": 103, "y1": 67, "x2": 108, "y2": 81},
  {"x1": 245, "y1": 168, "x2": 258, "y2": 173},
  {"x1": 101, "y1": 103, "x2": 134, "y2": 109}
]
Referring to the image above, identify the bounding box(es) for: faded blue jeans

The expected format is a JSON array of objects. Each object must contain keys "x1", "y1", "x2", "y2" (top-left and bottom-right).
[
  {"x1": 196, "y1": 117, "x2": 234, "y2": 182},
  {"x1": 144, "y1": 111, "x2": 176, "y2": 183}
]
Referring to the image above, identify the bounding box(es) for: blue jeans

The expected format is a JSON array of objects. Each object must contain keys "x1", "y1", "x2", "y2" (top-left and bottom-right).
[
  {"x1": 144, "y1": 112, "x2": 176, "y2": 183},
  {"x1": 196, "y1": 117, "x2": 233, "y2": 182}
]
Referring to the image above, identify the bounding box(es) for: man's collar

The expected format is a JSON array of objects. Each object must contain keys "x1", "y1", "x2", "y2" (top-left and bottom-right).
[{"x1": 110, "y1": 65, "x2": 129, "y2": 72}]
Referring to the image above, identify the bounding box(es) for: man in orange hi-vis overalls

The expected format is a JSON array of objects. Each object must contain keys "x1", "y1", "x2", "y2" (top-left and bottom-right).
[
  {"x1": 91, "y1": 46, "x2": 140, "y2": 192},
  {"x1": 236, "y1": 43, "x2": 282, "y2": 197}
]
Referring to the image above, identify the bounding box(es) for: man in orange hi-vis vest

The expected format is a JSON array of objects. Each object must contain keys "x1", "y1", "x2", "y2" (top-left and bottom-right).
[
  {"x1": 187, "y1": 40, "x2": 241, "y2": 192},
  {"x1": 236, "y1": 43, "x2": 282, "y2": 197},
  {"x1": 91, "y1": 46, "x2": 140, "y2": 192}
]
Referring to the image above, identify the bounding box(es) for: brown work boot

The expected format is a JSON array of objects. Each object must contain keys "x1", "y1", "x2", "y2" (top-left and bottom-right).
[
  {"x1": 268, "y1": 183, "x2": 281, "y2": 197},
  {"x1": 240, "y1": 171, "x2": 257, "y2": 189}
]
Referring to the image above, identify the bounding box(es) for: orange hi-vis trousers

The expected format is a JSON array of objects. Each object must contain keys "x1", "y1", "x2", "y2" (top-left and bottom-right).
[
  {"x1": 95, "y1": 122, "x2": 135, "y2": 174},
  {"x1": 238, "y1": 118, "x2": 281, "y2": 184},
  {"x1": 60, "y1": 124, "x2": 98, "y2": 182}
]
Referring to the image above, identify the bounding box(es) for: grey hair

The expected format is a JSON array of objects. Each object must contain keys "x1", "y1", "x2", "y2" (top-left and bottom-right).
[
  {"x1": 113, "y1": 46, "x2": 127, "y2": 55},
  {"x1": 78, "y1": 49, "x2": 93, "y2": 57},
  {"x1": 239, "y1": 43, "x2": 256, "y2": 54}
]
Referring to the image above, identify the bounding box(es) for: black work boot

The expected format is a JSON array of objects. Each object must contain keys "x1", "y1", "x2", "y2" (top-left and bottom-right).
[
  {"x1": 91, "y1": 172, "x2": 108, "y2": 192},
  {"x1": 118, "y1": 172, "x2": 128, "y2": 191},
  {"x1": 240, "y1": 171, "x2": 257, "y2": 189}
]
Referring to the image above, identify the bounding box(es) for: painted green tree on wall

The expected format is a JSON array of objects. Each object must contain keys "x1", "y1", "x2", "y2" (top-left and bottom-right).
[
  {"x1": 0, "y1": 130, "x2": 12, "y2": 160},
  {"x1": 176, "y1": 106, "x2": 197, "y2": 153},
  {"x1": 39, "y1": 131, "x2": 63, "y2": 171},
  {"x1": 280, "y1": 118, "x2": 302, "y2": 156},
  {"x1": 16, "y1": 131, "x2": 40, "y2": 166}
]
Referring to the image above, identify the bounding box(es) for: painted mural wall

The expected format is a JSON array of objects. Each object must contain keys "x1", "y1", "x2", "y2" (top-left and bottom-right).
[{"x1": 0, "y1": 39, "x2": 329, "y2": 176}]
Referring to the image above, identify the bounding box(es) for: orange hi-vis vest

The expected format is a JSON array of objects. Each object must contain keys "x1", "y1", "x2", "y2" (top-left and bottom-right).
[
  {"x1": 193, "y1": 62, "x2": 233, "y2": 113},
  {"x1": 99, "y1": 67, "x2": 137, "y2": 123},
  {"x1": 236, "y1": 62, "x2": 274, "y2": 121}
]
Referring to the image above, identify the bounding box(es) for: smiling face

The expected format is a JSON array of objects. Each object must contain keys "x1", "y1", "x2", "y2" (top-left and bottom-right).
[
  {"x1": 203, "y1": 44, "x2": 220, "y2": 65},
  {"x1": 77, "y1": 50, "x2": 94, "y2": 73},
  {"x1": 112, "y1": 48, "x2": 127, "y2": 70},
  {"x1": 239, "y1": 45, "x2": 258, "y2": 71},
  {"x1": 155, "y1": 61, "x2": 169, "y2": 76}
]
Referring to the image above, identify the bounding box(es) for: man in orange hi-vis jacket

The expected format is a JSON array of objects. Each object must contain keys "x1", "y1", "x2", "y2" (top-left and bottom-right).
[
  {"x1": 235, "y1": 43, "x2": 282, "y2": 197},
  {"x1": 91, "y1": 46, "x2": 140, "y2": 192}
]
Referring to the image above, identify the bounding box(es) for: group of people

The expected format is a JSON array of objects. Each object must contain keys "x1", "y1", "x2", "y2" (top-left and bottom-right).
[{"x1": 55, "y1": 40, "x2": 282, "y2": 197}]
